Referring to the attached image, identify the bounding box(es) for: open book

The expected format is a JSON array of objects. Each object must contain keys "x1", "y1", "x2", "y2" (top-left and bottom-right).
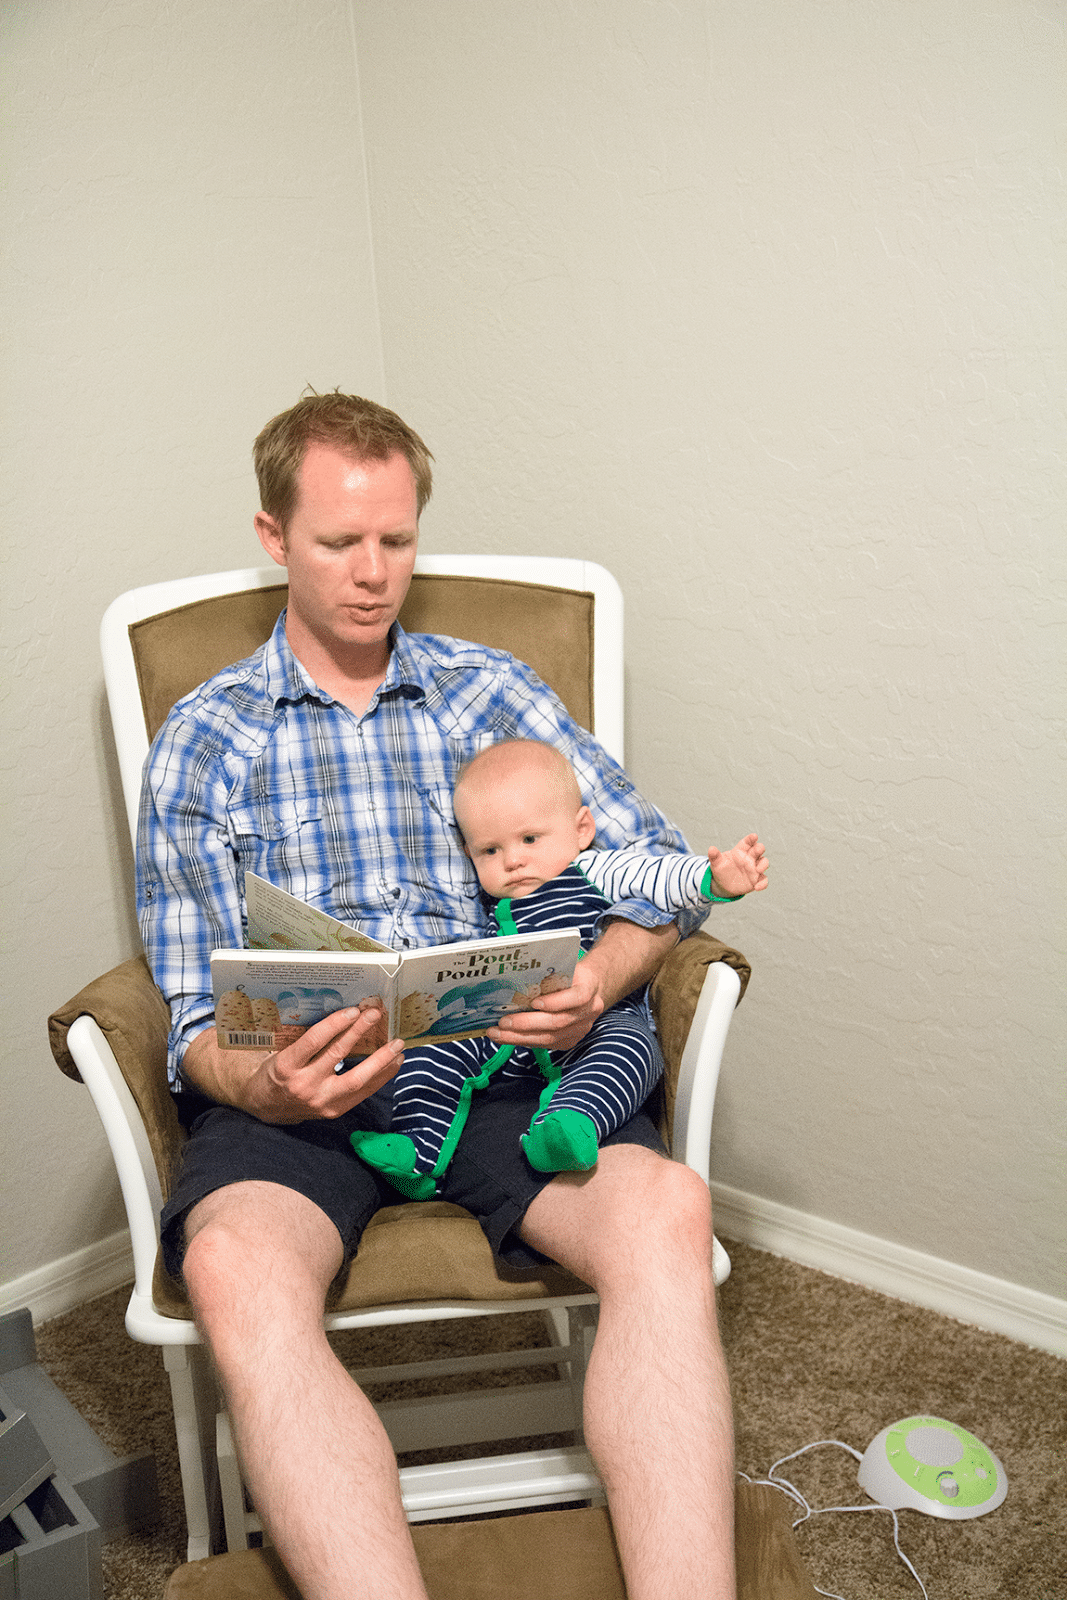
[{"x1": 211, "y1": 874, "x2": 581, "y2": 1053}]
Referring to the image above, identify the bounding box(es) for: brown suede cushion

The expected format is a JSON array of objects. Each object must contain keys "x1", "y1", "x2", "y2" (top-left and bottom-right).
[
  {"x1": 648, "y1": 930, "x2": 751, "y2": 1143},
  {"x1": 148, "y1": 1203, "x2": 590, "y2": 1321},
  {"x1": 131, "y1": 575, "x2": 596, "y2": 745},
  {"x1": 49, "y1": 954, "x2": 186, "y2": 1198},
  {"x1": 161, "y1": 1486, "x2": 820, "y2": 1600}
]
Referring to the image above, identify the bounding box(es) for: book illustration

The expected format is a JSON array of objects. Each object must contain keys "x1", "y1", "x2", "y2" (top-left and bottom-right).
[
  {"x1": 245, "y1": 872, "x2": 389, "y2": 955},
  {"x1": 251, "y1": 997, "x2": 280, "y2": 1031},
  {"x1": 213, "y1": 881, "x2": 580, "y2": 1053},
  {"x1": 401, "y1": 977, "x2": 519, "y2": 1038},
  {"x1": 508, "y1": 971, "x2": 571, "y2": 1008},
  {"x1": 217, "y1": 989, "x2": 254, "y2": 1032},
  {"x1": 397, "y1": 991, "x2": 438, "y2": 1036}
]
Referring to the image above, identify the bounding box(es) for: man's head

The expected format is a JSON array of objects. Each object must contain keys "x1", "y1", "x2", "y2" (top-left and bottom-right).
[
  {"x1": 254, "y1": 391, "x2": 433, "y2": 534},
  {"x1": 253, "y1": 395, "x2": 432, "y2": 678},
  {"x1": 453, "y1": 740, "x2": 596, "y2": 900}
]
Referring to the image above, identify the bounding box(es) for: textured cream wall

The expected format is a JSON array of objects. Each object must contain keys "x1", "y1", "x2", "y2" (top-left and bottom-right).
[
  {"x1": 2, "y1": 0, "x2": 385, "y2": 1284},
  {"x1": 3, "y1": 0, "x2": 1062, "y2": 1305},
  {"x1": 355, "y1": 1, "x2": 1065, "y2": 1294}
]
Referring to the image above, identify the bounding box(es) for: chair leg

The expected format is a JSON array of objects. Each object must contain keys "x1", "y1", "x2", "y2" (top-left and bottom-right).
[
  {"x1": 565, "y1": 1304, "x2": 606, "y2": 1505},
  {"x1": 163, "y1": 1343, "x2": 221, "y2": 1559},
  {"x1": 217, "y1": 1409, "x2": 256, "y2": 1552}
]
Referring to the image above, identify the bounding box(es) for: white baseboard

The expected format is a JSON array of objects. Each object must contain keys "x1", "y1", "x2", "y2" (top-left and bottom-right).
[
  {"x1": 4, "y1": 1200, "x2": 1065, "y2": 1359},
  {"x1": 712, "y1": 1181, "x2": 1067, "y2": 1358},
  {"x1": 0, "y1": 1229, "x2": 135, "y2": 1327}
]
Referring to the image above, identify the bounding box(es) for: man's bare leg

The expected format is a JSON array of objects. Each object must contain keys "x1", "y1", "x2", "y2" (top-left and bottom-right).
[
  {"x1": 520, "y1": 1145, "x2": 736, "y2": 1600},
  {"x1": 182, "y1": 1181, "x2": 428, "y2": 1600}
]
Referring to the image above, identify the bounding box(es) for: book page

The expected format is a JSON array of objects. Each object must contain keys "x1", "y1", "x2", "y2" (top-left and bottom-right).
[
  {"x1": 245, "y1": 872, "x2": 389, "y2": 954},
  {"x1": 212, "y1": 948, "x2": 398, "y2": 1052},
  {"x1": 391, "y1": 929, "x2": 581, "y2": 1044}
]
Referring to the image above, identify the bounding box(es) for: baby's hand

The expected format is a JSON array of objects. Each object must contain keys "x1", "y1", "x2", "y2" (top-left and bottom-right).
[{"x1": 707, "y1": 834, "x2": 769, "y2": 898}]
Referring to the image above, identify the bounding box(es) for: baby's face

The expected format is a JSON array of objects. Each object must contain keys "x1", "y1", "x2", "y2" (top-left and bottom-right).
[{"x1": 457, "y1": 771, "x2": 595, "y2": 900}]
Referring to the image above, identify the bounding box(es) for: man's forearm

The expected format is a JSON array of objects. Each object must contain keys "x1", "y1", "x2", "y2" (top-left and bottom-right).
[
  {"x1": 491, "y1": 914, "x2": 681, "y2": 1053},
  {"x1": 181, "y1": 1008, "x2": 406, "y2": 1125},
  {"x1": 181, "y1": 1027, "x2": 270, "y2": 1111},
  {"x1": 581, "y1": 915, "x2": 681, "y2": 1008}
]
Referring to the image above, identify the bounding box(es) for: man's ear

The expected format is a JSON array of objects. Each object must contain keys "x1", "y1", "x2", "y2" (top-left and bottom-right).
[
  {"x1": 576, "y1": 805, "x2": 596, "y2": 850},
  {"x1": 255, "y1": 511, "x2": 287, "y2": 568}
]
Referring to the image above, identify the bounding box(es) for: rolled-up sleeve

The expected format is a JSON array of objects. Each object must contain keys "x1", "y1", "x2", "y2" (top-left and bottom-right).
[{"x1": 136, "y1": 710, "x2": 245, "y2": 1086}]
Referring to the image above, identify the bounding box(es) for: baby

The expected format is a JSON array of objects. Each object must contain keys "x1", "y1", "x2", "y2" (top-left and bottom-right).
[{"x1": 350, "y1": 739, "x2": 767, "y2": 1198}]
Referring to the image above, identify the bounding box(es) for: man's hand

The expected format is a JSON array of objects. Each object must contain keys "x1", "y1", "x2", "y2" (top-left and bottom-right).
[
  {"x1": 487, "y1": 916, "x2": 679, "y2": 1054},
  {"x1": 706, "y1": 833, "x2": 769, "y2": 898},
  {"x1": 183, "y1": 999, "x2": 404, "y2": 1124},
  {"x1": 489, "y1": 959, "x2": 607, "y2": 1053}
]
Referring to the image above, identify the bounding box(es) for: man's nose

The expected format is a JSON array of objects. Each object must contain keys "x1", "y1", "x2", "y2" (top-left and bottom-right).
[{"x1": 350, "y1": 540, "x2": 387, "y2": 588}]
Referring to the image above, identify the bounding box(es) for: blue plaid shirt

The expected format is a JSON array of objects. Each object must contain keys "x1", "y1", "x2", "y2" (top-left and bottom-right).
[{"x1": 137, "y1": 612, "x2": 698, "y2": 1088}]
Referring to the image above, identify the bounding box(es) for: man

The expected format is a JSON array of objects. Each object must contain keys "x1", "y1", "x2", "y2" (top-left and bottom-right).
[{"x1": 138, "y1": 392, "x2": 737, "y2": 1599}]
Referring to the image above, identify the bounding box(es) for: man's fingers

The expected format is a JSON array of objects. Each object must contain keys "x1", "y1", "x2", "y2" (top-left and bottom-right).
[{"x1": 273, "y1": 1004, "x2": 387, "y2": 1077}]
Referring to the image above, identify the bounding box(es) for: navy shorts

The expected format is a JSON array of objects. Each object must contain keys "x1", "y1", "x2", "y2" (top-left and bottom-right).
[{"x1": 160, "y1": 1071, "x2": 667, "y2": 1284}]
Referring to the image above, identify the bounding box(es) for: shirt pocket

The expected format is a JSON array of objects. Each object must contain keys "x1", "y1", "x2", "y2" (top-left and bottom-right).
[{"x1": 227, "y1": 796, "x2": 326, "y2": 901}]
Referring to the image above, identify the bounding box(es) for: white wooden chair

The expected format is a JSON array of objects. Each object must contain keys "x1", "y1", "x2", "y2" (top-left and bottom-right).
[{"x1": 48, "y1": 556, "x2": 750, "y2": 1558}]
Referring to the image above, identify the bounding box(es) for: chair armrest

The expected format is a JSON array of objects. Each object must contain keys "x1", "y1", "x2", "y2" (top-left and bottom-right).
[
  {"x1": 652, "y1": 934, "x2": 751, "y2": 1120},
  {"x1": 649, "y1": 931, "x2": 750, "y2": 1145},
  {"x1": 48, "y1": 955, "x2": 185, "y2": 1196}
]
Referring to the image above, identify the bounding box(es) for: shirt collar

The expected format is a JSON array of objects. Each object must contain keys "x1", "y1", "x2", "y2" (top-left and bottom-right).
[{"x1": 261, "y1": 610, "x2": 429, "y2": 710}]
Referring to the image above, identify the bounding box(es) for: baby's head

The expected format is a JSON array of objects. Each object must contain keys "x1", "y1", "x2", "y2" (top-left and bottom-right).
[{"x1": 454, "y1": 740, "x2": 595, "y2": 900}]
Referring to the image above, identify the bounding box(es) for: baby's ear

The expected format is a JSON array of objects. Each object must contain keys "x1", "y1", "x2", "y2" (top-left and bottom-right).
[{"x1": 576, "y1": 805, "x2": 596, "y2": 849}]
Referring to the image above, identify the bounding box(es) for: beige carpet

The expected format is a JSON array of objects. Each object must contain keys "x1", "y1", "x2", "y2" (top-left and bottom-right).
[{"x1": 32, "y1": 1241, "x2": 1067, "y2": 1599}]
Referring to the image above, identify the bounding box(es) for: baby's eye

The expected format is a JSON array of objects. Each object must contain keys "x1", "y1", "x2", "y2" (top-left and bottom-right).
[{"x1": 481, "y1": 846, "x2": 498, "y2": 856}]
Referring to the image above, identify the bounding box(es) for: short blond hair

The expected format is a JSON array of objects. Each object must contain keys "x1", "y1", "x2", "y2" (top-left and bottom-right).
[{"x1": 254, "y1": 390, "x2": 434, "y2": 530}]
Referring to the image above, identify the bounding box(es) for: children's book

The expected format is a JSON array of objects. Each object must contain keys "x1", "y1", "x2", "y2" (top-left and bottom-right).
[{"x1": 211, "y1": 873, "x2": 580, "y2": 1053}]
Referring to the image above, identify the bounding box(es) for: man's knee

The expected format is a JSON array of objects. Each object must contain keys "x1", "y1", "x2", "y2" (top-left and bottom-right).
[
  {"x1": 533, "y1": 1148, "x2": 715, "y2": 1288},
  {"x1": 182, "y1": 1181, "x2": 343, "y2": 1329},
  {"x1": 629, "y1": 1156, "x2": 714, "y2": 1264}
]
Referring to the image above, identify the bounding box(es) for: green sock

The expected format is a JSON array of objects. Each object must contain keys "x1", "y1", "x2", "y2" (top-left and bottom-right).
[
  {"x1": 349, "y1": 1130, "x2": 439, "y2": 1201},
  {"x1": 521, "y1": 1108, "x2": 600, "y2": 1173}
]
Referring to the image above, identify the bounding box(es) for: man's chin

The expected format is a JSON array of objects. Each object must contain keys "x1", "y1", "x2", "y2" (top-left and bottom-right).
[{"x1": 332, "y1": 611, "x2": 398, "y2": 647}]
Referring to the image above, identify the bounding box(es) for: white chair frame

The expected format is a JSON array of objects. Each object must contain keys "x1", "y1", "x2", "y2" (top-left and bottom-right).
[{"x1": 66, "y1": 556, "x2": 738, "y2": 1558}]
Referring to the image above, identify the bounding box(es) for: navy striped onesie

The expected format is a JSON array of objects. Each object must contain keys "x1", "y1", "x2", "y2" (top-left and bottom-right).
[{"x1": 350, "y1": 850, "x2": 718, "y2": 1197}]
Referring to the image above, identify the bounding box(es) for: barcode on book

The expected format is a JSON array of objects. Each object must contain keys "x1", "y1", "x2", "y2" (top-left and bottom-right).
[{"x1": 225, "y1": 1031, "x2": 276, "y2": 1048}]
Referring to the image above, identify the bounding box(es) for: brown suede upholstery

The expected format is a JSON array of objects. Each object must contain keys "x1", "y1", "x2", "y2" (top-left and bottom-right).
[
  {"x1": 48, "y1": 569, "x2": 749, "y2": 1319},
  {"x1": 161, "y1": 1487, "x2": 819, "y2": 1600},
  {"x1": 131, "y1": 574, "x2": 595, "y2": 745},
  {"x1": 49, "y1": 954, "x2": 185, "y2": 1196}
]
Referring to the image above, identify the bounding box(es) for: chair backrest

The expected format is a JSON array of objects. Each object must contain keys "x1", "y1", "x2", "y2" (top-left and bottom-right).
[{"x1": 101, "y1": 556, "x2": 625, "y2": 846}]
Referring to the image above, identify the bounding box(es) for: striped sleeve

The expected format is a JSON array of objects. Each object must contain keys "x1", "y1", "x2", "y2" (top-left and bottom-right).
[{"x1": 574, "y1": 848, "x2": 712, "y2": 916}]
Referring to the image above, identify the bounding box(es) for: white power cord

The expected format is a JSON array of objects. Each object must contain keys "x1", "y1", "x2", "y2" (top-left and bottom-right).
[{"x1": 739, "y1": 1439, "x2": 930, "y2": 1600}]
